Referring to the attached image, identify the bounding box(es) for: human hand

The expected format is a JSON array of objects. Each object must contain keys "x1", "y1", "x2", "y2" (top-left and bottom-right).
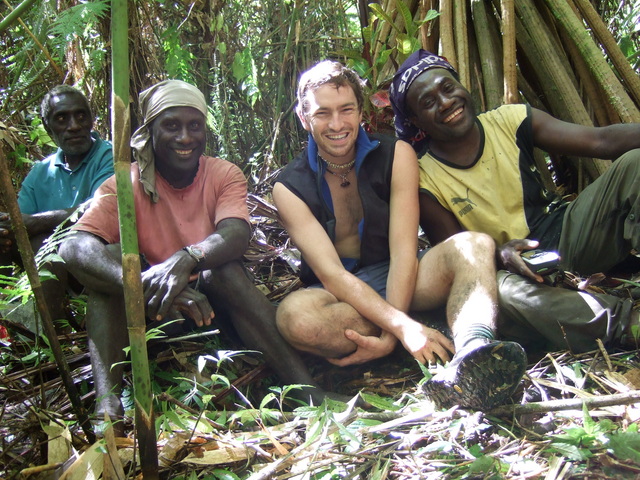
[
  {"x1": 142, "y1": 252, "x2": 195, "y2": 321},
  {"x1": 396, "y1": 321, "x2": 454, "y2": 365},
  {"x1": 326, "y1": 329, "x2": 398, "y2": 366},
  {"x1": 497, "y1": 239, "x2": 544, "y2": 283},
  {"x1": 166, "y1": 287, "x2": 214, "y2": 328}
]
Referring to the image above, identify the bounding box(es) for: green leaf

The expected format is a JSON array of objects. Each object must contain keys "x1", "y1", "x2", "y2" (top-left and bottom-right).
[
  {"x1": 359, "y1": 392, "x2": 400, "y2": 411},
  {"x1": 368, "y1": 3, "x2": 399, "y2": 33},
  {"x1": 549, "y1": 442, "x2": 592, "y2": 461},
  {"x1": 468, "y1": 455, "x2": 495, "y2": 475},
  {"x1": 396, "y1": 0, "x2": 415, "y2": 36},
  {"x1": 607, "y1": 431, "x2": 640, "y2": 464}
]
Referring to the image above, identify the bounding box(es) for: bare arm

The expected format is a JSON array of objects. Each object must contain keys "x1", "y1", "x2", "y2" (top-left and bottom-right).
[
  {"x1": 143, "y1": 217, "x2": 250, "y2": 321},
  {"x1": 386, "y1": 141, "x2": 420, "y2": 312},
  {"x1": 531, "y1": 108, "x2": 640, "y2": 159},
  {"x1": 59, "y1": 230, "x2": 125, "y2": 293},
  {"x1": 273, "y1": 182, "x2": 449, "y2": 364},
  {"x1": 418, "y1": 192, "x2": 464, "y2": 245}
]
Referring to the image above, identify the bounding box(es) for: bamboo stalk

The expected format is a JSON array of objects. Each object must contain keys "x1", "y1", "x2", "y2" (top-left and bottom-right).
[
  {"x1": 471, "y1": 0, "x2": 503, "y2": 109},
  {"x1": 555, "y1": 5, "x2": 615, "y2": 126},
  {"x1": 110, "y1": 0, "x2": 159, "y2": 477},
  {"x1": 438, "y1": 0, "x2": 456, "y2": 65},
  {"x1": 543, "y1": 0, "x2": 640, "y2": 123},
  {"x1": 0, "y1": 0, "x2": 36, "y2": 34},
  {"x1": 514, "y1": 0, "x2": 609, "y2": 179},
  {"x1": 572, "y1": 0, "x2": 640, "y2": 107},
  {"x1": 0, "y1": 150, "x2": 95, "y2": 444},
  {"x1": 453, "y1": 0, "x2": 469, "y2": 89},
  {"x1": 500, "y1": 0, "x2": 518, "y2": 104}
]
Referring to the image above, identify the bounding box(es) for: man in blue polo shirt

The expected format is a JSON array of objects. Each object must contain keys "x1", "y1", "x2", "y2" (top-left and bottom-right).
[{"x1": 0, "y1": 85, "x2": 113, "y2": 324}]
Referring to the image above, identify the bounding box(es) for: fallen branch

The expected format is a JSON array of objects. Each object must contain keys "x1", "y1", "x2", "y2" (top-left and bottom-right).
[{"x1": 489, "y1": 389, "x2": 640, "y2": 417}]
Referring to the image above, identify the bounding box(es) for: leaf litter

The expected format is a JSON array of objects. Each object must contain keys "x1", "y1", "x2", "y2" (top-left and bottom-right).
[{"x1": 1, "y1": 194, "x2": 640, "y2": 479}]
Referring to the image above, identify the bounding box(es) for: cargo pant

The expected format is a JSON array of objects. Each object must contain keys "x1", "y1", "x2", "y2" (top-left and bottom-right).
[
  {"x1": 559, "y1": 149, "x2": 640, "y2": 275},
  {"x1": 496, "y1": 270, "x2": 635, "y2": 353}
]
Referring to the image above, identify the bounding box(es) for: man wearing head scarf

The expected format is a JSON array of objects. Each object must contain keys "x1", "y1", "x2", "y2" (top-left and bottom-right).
[
  {"x1": 60, "y1": 80, "x2": 333, "y2": 435},
  {"x1": 389, "y1": 50, "x2": 640, "y2": 358}
]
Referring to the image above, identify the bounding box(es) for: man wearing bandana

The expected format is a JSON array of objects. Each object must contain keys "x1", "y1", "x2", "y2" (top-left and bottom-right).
[
  {"x1": 60, "y1": 80, "x2": 332, "y2": 434},
  {"x1": 389, "y1": 50, "x2": 640, "y2": 354},
  {"x1": 273, "y1": 60, "x2": 528, "y2": 412}
]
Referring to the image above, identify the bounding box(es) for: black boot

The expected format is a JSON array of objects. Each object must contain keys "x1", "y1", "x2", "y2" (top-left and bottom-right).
[{"x1": 423, "y1": 340, "x2": 527, "y2": 411}]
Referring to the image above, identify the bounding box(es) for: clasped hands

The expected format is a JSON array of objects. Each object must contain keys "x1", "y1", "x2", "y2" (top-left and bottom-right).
[{"x1": 142, "y1": 251, "x2": 213, "y2": 328}]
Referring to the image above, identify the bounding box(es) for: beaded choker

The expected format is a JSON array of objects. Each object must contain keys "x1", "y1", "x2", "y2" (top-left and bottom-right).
[{"x1": 319, "y1": 154, "x2": 355, "y2": 170}]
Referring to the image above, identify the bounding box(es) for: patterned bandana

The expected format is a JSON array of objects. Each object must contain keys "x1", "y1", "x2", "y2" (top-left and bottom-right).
[
  {"x1": 130, "y1": 79, "x2": 207, "y2": 202},
  {"x1": 389, "y1": 50, "x2": 458, "y2": 153}
]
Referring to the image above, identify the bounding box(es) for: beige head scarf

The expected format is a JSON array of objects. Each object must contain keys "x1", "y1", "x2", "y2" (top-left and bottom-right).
[{"x1": 130, "y1": 79, "x2": 207, "y2": 202}]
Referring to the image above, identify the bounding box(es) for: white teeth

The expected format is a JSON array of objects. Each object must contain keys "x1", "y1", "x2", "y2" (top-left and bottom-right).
[
  {"x1": 175, "y1": 149, "x2": 193, "y2": 155},
  {"x1": 327, "y1": 133, "x2": 347, "y2": 140},
  {"x1": 444, "y1": 107, "x2": 463, "y2": 123}
]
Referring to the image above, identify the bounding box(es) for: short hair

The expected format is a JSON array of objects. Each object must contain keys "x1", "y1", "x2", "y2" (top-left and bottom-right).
[
  {"x1": 296, "y1": 60, "x2": 366, "y2": 116},
  {"x1": 40, "y1": 85, "x2": 91, "y2": 129}
]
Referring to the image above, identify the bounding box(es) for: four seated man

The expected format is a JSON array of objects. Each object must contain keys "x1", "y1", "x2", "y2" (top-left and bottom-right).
[{"x1": 7, "y1": 52, "x2": 639, "y2": 436}]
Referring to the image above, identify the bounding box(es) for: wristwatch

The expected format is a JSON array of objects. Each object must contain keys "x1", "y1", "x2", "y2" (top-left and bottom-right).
[{"x1": 182, "y1": 245, "x2": 206, "y2": 263}]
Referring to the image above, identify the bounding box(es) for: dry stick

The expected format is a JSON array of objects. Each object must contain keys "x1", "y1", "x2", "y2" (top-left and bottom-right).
[
  {"x1": 500, "y1": 0, "x2": 518, "y2": 104},
  {"x1": 543, "y1": 0, "x2": 640, "y2": 123},
  {"x1": 489, "y1": 390, "x2": 640, "y2": 417},
  {"x1": 571, "y1": 0, "x2": 640, "y2": 107},
  {"x1": 438, "y1": 0, "x2": 455, "y2": 65},
  {"x1": 0, "y1": 150, "x2": 95, "y2": 444}
]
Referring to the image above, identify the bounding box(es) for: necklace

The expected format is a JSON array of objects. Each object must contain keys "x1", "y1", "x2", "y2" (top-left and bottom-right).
[
  {"x1": 319, "y1": 154, "x2": 355, "y2": 170},
  {"x1": 326, "y1": 165, "x2": 353, "y2": 187}
]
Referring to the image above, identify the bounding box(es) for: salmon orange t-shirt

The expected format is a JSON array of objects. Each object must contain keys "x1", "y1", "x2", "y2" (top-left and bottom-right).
[{"x1": 76, "y1": 155, "x2": 250, "y2": 266}]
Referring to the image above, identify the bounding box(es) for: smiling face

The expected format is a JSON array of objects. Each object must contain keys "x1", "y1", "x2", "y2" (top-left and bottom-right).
[
  {"x1": 150, "y1": 106, "x2": 206, "y2": 187},
  {"x1": 406, "y1": 68, "x2": 476, "y2": 145},
  {"x1": 298, "y1": 83, "x2": 363, "y2": 165},
  {"x1": 45, "y1": 92, "x2": 94, "y2": 165}
]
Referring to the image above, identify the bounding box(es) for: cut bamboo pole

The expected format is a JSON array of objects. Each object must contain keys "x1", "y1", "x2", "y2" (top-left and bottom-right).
[
  {"x1": 438, "y1": 0, "x2": 456, "y2": 66},
  {"x1": 543, "y1": 0, "x2": 640, "y2": 123},
  {"x1": 111, "y1": 0, "x2": 159, "y2": 476},
  {"x1": 453, "y1": 0, "x2": 469, "y2": 88},
  {"x1": 500, "y1": 0, "x2": 518, "y2": 104}
]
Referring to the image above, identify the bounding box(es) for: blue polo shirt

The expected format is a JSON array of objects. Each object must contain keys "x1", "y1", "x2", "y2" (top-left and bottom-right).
[{"x1": 18, "y1": 133, "x2": 114, "y2": 214}]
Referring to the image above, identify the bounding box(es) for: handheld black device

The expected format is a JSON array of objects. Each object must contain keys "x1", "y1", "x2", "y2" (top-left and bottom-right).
[{"x1": 521, "y1": 249, "x2": 560, "y2": 275}]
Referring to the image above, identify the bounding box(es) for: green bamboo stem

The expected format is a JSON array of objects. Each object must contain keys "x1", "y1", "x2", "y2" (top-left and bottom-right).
[
  {"x1": 110, "y1": 0, "x2": 158, "y2": 476},
  {"x1": 572, "y1": 0, "x2": 640, "y2": 108},
  {"x1": 543, "y1": 0, "x2": 640, "y2": 123},
  {"x1": 0, "y1": 150, "x2": 95, "y2": 443},
  {"x1": 471, "y1": 0, "x2": 503, "y2": 109},
  {"x1": 0, "y1": 0, "x2": 37, "y2": 34}
]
